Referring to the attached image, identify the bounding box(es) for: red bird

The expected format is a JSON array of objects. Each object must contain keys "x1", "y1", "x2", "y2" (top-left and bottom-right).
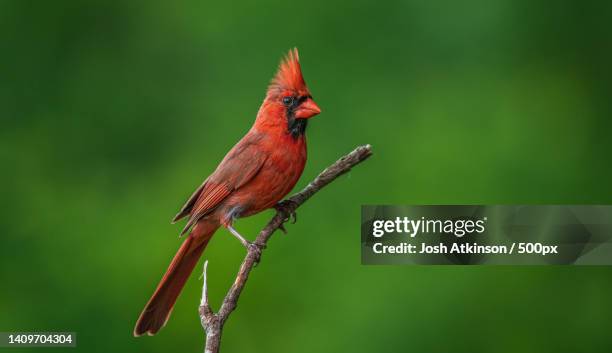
[{"x1": 134, "y1": 48, "x2": 321, "y2": 336}]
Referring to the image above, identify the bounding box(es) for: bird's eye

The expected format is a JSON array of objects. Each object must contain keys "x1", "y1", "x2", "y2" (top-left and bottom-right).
[{"x1": 282, "y1": 96, "x2": 294, "y2": 106}]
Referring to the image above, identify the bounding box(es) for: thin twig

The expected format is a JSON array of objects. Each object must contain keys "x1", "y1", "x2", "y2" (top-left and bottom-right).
[{"x1": 198, "y1": 144, "x2": 372, "y2": 353}]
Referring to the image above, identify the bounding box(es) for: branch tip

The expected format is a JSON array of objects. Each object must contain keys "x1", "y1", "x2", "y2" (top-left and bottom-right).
[{"x1": 200, "y1": 260, "x2": 211, "y2": 310}]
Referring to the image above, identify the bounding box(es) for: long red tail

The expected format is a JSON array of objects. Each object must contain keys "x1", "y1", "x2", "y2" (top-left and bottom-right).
[{"x1": 134, "y1": 220, "x2": 219, "y2": 336}]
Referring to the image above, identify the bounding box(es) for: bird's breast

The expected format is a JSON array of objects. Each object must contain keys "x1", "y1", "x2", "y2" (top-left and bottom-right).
[{"x1": 225, "y1": 136, "x2": 306, "y2": 217}]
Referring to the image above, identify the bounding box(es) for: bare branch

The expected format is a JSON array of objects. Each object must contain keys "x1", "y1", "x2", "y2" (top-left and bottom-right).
[
  {"x1": 199, "y1": 144, "x2": 372, "y2": 352},
  {"x1": 199, "y1": 261, "x2": 212, "y2": 319}
]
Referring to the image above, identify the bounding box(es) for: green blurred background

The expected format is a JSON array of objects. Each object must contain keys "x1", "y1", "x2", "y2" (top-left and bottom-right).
[{"x1": 2, "y1": 0, "x2": 612, "y2": 352}]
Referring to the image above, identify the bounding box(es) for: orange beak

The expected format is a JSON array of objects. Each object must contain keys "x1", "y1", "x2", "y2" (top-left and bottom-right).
[{"x1": 294, "y1": 98, "x2": 321, "y2": 119}]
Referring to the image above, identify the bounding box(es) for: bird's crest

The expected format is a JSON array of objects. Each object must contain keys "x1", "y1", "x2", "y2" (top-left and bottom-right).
[{"x1": 269, "y1": 48, "x2": 307, "y2": 93}]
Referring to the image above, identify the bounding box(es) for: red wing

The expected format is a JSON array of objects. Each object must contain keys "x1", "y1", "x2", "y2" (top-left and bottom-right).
[
  {"x1": 179, "y1": 182, "x2": 231, "y2": 235},
  {"x1": 172, "y1": 180, "x2": 208, "y2": 223},
  {"x1": 177, "y1": 133, "x2": 268, "y2": 235}
]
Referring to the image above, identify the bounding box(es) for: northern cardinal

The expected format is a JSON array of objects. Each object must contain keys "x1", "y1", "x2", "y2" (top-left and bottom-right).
[{"x1": 134, "y1": 48, "x2": 321, "y2": 336}]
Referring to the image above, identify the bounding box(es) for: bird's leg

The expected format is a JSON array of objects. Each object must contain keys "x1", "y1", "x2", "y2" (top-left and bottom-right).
[
  {"x1": 226, "y1": 224, "x2": 265, "y2": 263},
  {"x1": 274, "y1": 199, "x2": 298, "y2": 233},
  {"x1": 276, "y1": 199, "x2": 298, "y2": 223},
  {"x1": 226, "y1": 224, "x2": 249, "y2": 247}
]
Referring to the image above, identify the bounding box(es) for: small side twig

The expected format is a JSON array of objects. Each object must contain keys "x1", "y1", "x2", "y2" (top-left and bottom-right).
[{"x1": 199, "y1": 144, "x2": 372, "y2": 353}]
